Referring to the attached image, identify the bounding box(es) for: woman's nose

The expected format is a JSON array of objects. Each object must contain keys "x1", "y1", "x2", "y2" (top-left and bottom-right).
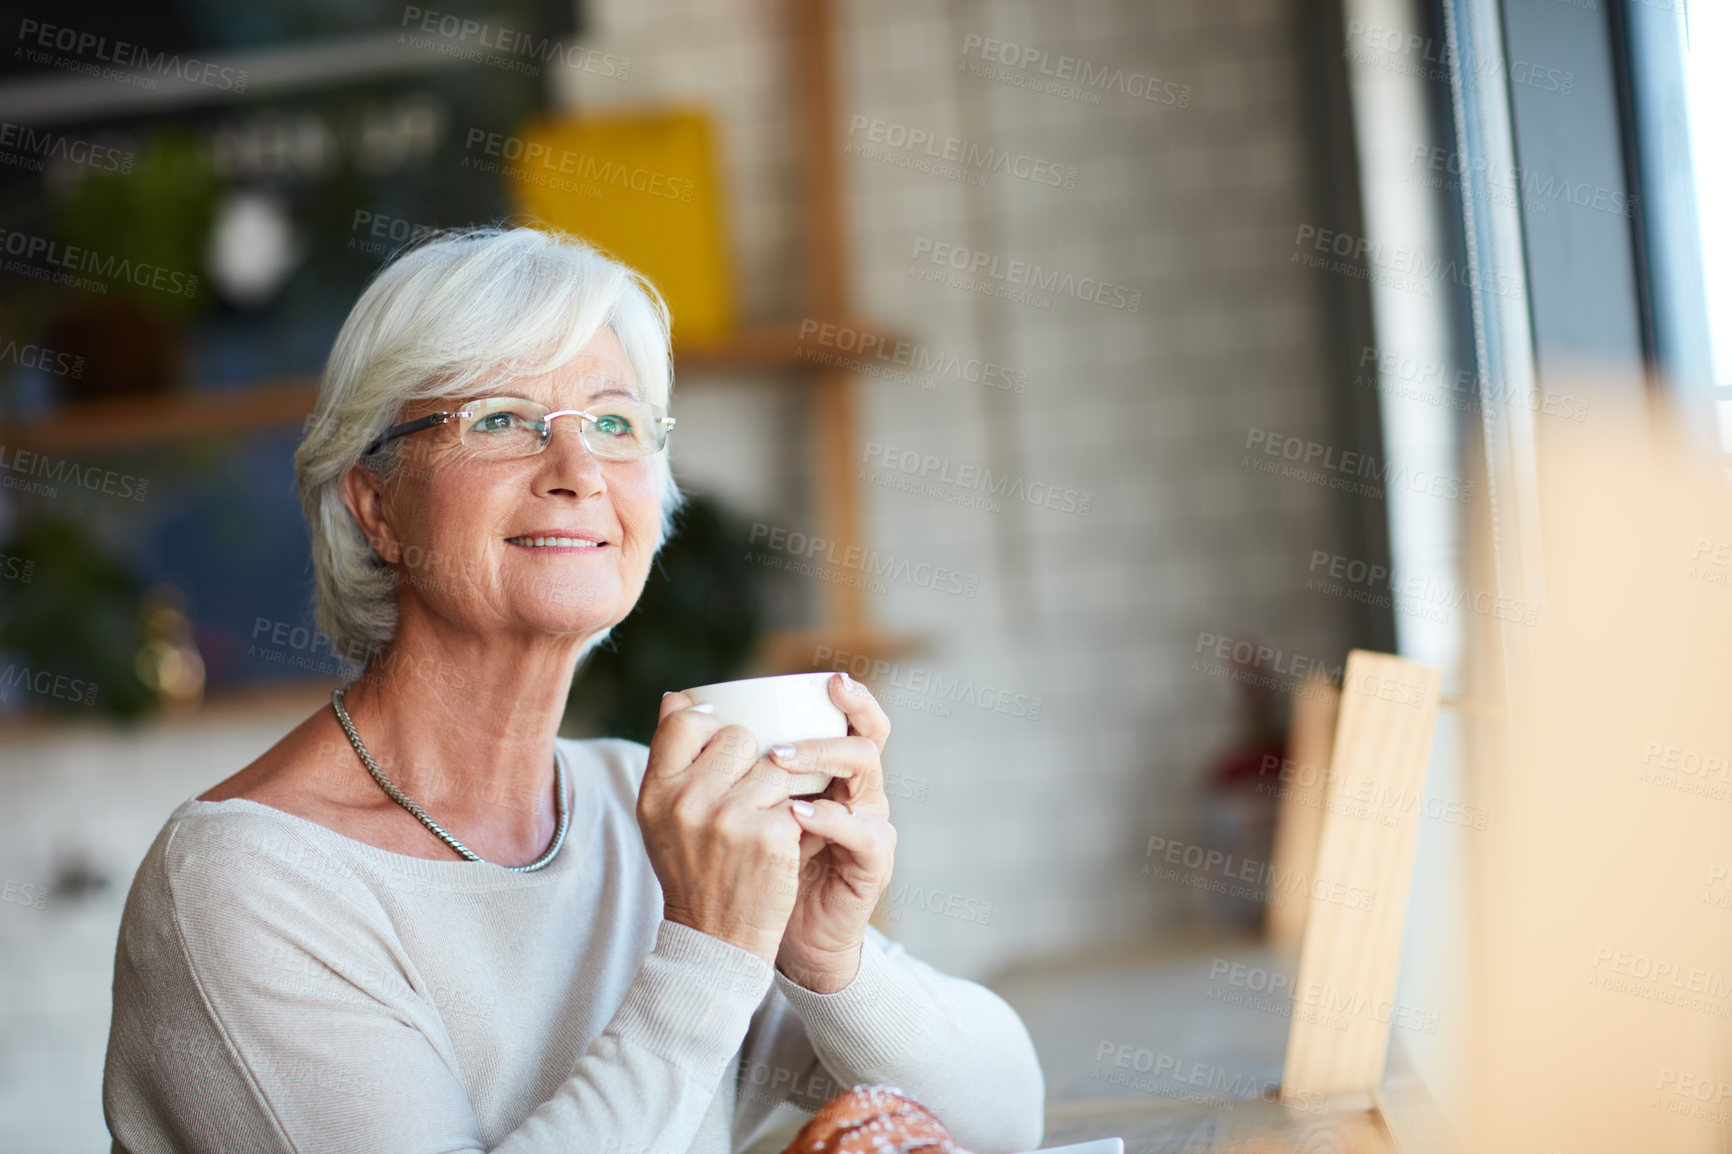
[{"x1": 534, "y1": 414, "x2": 607, "y2": 497}]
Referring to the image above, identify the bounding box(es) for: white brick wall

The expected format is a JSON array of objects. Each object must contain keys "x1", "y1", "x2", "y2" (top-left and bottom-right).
[{"x1": 566, "y1": 0, "x2": 1353, "y2": 977}]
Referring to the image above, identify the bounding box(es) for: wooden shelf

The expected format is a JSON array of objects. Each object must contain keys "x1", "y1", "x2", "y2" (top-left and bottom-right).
[
  {"x1": 6, "y1": 379, "x2": 320, "y2": 454},
  {"x1": 1, "y1": 321, "x2": 902, "y2": 454},
  {"x1": 674, "y1": 319, "x2": 898, "y2": 376}
]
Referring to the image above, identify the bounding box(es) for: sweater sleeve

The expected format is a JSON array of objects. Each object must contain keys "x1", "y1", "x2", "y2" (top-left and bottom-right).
[
  {"x1": 737, "y1": 926, "x2": 1044, "y2": 1154},
  {"x1": 103, "y1": 815, "x2": 772, "y2": 1154}
]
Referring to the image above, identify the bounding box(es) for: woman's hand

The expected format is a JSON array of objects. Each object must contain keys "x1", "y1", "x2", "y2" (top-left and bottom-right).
[
  {"x1": 769, "y1": 673, "x2": 898, "y2": 993},
  {"x1": 639, "y1": 694, "x2": 811, "y2": 964}
]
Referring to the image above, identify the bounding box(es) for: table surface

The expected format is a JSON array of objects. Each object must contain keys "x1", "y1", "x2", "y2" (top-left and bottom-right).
[
  {"x1": 1040, "y1": 1095, "x2": 1393, "y2": 1154},
  {"x1": 989, "y1": 933, "x2": 1407, "y2": 1154}
]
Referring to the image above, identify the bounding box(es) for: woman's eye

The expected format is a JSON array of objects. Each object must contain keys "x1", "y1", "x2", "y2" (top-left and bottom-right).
[
  {"x1": 476, "y1": 412, "x2": 522, "y2": 432},
  {"x1": 592, "y1": 414, "x2": 632, "y2": 436}
]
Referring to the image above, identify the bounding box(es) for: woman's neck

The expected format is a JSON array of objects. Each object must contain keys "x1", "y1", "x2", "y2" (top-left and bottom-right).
[{"x1": 333, "y1": 600, "x2": 592, "y2": 863}]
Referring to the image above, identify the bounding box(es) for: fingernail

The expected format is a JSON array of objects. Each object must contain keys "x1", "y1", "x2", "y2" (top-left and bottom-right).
[
  {"x1": 840, "y1": 671, "x2": 862, "y2": 693},
  {"x1": 770, "y1": 743, "x2": 798, "y2": 761},
  {"x1": 661, "y1": 691, "x2": 672, "y2": 698},
  {"x1": 689, "y1": 703, "x2": 715, "y2": 714},
  {"x1": 791, "y1": 800, "x2": 816, "y2": 816}
]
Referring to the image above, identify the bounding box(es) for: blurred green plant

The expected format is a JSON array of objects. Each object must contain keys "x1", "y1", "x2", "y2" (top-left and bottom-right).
[
  {"x1": 51, "y1": 129, "x2": 219, "y2": 318},
  {"x1": 0, "y1": 518, "x2": 157, "y2": 719},
  {"x1": 566, "y1": 493, "x2": 763, "y2": 744}
]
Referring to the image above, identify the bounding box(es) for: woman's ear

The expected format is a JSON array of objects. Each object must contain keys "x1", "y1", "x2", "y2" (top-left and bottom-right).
[{"x1": 342, "y1": 461, "x2": 403, "y2": 563}]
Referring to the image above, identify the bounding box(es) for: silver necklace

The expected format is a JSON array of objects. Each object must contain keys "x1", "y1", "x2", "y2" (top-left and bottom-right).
[{"x1": 331, "y1": 685, "x2": 569, "y2": 872}]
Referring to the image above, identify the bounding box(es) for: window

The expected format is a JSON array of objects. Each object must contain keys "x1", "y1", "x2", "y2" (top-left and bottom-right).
[{"x1": 1681, "y1": 6, "x2": 1732, "y2": 446}]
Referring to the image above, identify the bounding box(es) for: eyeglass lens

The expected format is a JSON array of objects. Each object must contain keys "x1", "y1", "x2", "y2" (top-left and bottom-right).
[{"x1": 456, "y1": 395, "x2": 667, "y2": 460}]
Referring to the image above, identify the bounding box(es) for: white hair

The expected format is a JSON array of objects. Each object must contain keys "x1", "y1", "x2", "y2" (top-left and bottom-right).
[{"x1": 295, "y1": 227, "x2": 683, "y2": 660}]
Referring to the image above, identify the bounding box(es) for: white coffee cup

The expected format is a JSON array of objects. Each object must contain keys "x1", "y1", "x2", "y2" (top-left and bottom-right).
[{"x1": 681, "y1": 672, "x2": 848, "y2": 797}]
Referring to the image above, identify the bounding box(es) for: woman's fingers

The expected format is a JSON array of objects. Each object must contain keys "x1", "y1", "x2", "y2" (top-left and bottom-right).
[
  {"x1": 726, "y1": 752, "x2": 806, "y2": 810},
  {"x1": 681, "y1": 724, "x2": 767, "y2": 801},
  {"x1": 766, "y1": 734, "x2": 875, "y2": 779},
  {"x1": 828, "y1": 672, "x2": 891, "y2": 751},
  {"x1": 771, "y1": 734, "x2": 888, "y2": 814},
  {"x1": 796, "y1": 826, "x2": 827, "y2": 870},
  {"x1": 643, "y1": 703, "x2": 723, "y2": 785},
  {"x1": 659, "y1": 690, "x2": 695, "y2": 721},
  {"x1": 789, "y1": 799, "x2": 896, "y2": 872}
]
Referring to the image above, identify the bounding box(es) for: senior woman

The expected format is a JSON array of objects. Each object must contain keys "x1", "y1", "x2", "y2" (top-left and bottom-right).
[{"x1": 101, "y1": 228, "x2": 1044, "y2": 1154}]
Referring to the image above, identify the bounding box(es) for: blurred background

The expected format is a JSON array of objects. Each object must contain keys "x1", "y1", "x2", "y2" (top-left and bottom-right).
[{"x1": 0, "y1": 0, "x2": 1727, "y2": 1150}]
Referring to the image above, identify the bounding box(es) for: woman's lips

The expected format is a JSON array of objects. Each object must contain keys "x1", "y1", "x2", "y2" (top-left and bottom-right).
[{"x1": 505, "y1": 536, "x2": 607, "y2": 548}]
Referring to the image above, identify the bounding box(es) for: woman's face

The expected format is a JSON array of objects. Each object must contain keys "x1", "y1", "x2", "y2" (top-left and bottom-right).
[{"x1": 351, "y1": 327, "x2": 663, "y2": 647}]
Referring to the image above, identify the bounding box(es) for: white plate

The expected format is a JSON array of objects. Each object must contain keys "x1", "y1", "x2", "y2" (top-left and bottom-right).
[{"x1": 1032, "y1": 1140, "x2": 1124, "y2": 1154}]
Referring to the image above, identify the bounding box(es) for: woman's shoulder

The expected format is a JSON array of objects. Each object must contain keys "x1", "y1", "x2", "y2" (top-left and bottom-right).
[
  {"x1": 137, "y1": 708, "x2": 405, "y2": 916},
  {"x1": 160, "y1": 795, "x2": 362, "y2": 871},
  {"x1": 132, "y1": 795, "x2": 379, "y2": 921},
  {"x1": 114, "y1": 797, "x2": 389, "y2": 989}
]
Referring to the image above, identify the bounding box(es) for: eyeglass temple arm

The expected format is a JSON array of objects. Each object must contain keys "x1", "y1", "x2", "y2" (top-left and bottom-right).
[{"x1": 362, "y1": 412, "x2": 457, "y2": 457}]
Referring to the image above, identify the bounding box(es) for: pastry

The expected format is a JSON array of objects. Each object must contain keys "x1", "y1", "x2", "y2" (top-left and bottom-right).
[{"x1": 781, "y1": 1084, "x2": 973, "y2": 1154}]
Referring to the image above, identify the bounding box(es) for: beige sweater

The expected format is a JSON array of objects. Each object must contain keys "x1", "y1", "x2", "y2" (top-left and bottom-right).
[{"x1": 102, "y1": 737, "x2": 1044, "y2": 1154}]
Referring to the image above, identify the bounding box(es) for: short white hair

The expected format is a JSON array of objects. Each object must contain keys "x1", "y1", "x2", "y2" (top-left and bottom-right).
[{"x1": 295, "y1": 227, "x2": 683, "y2": 660}]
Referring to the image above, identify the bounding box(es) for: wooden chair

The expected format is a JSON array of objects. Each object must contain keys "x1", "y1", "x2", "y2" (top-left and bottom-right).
[
  {"x1": 1265, "y1": 673, "x2": 1342, "y2": 949},
  {"x1": 1275, "y1": 650, "x2": 1443, "y2": 1103}
]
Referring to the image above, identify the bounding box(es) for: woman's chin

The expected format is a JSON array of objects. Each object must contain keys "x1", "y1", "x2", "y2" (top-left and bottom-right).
[
  {"x1": 503, "y1": 569, "x2": 622, "y2": 614},
  {"x1": 507, "y1": 582, "x2": 628, "y2": 637}
]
